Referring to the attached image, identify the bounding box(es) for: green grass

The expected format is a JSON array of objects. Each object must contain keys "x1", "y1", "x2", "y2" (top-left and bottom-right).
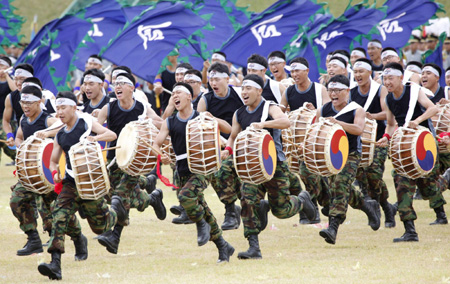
[{"x1": 0, "y1": 154, "x2": 450, "y2": 283}]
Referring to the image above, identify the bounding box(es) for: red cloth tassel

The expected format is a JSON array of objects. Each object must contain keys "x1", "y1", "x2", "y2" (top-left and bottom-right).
[
  {"x1": 13, "y1": 170, "x2": 16, "y2": 176},
  {"x1": 54, "y1": 182, "x2": 63, "y2": 194},
  {"x1": 156, "y1": 155, "x2": 178, "y2": 189},
  {"x1": 438, "y1": 132, "x2": 450, "y2": 142}
]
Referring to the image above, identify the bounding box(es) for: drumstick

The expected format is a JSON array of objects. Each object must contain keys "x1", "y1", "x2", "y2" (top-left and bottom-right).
[
  {"x1": 102, "y1": 145, "x2": 121, "y2": 151},
  {"x1": 0, "y1": 139, "x2": 7, "y2": 143},
  {"x1": 163, "y1": 87, "x2": 173, "y2": 95},
  {"x1": 361, "y1": 138, "x2": 377, "y2": 144},
  {"x1": 142, "y1": 139, "x2": 164, "y2": 156},
  {"x1": 1, "y1": 66, "x2": 13, "y2": 73}
]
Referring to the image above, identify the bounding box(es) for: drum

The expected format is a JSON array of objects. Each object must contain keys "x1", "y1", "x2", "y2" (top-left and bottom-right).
[
  {"x1": 186, "y1": 113, "x2": 221, "y2": 175},
  {"x1": 303, "y1": 118, "x2": 349, "y2": 176},
  {"x1": 116, "y1": 120, "x2": 158, "y2": 176},
  {"x1": 281, "y1": 128, "x2": 294, "y2": 161},
  {"x1": 289, "y1": 153, "x2": 300, "y2": 174},
  {"x1": 359, "y1": 118, "x2": 377, "y2": 167},
  {"x1": 69, "y1": 140, "x2": 110, "y2": 200},
  {"x1": 15, "y1": 135, "x2": 55, "y2": 194},
  {"x1": 389, "y1": 126, "x2": 437, "y2": 179},
  {"x1": 289, "y1": 105, "x2": 316, "y2": 160},
  {"x1": 233, "y1": 127, "x2": 277, "y2": 184},
  {"x1": 431, "y1": 104, "x2": 450, "y2": 153}
]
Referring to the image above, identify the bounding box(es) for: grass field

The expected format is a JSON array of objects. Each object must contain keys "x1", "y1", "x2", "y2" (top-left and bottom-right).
[{"x1": 0, "y1": 154, "x2": 449, "y2": 283}]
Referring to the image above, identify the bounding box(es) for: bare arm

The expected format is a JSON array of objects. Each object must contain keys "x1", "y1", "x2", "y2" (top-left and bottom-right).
[
  {"x1": 409, "y1": 89, "x2": 438, "y2": 128},
  {"x1": 321, "y1": 85, "x2": 331, "y2": 105},
  {"x1": 5, "y1": 74, "x2": 17, "y2": 91},
  {"x1": 251, "y1": 105, "x2": 290, "y2": 130},
  {"x1": 89, "y1": 121, "x2": 117, "y2": 142},
  {"x1": 96, "y1": 104, "x2": 108, "y2": 125},
  {"x1": 222, "y1": 113, "x2": 242, "y2": 160},
  {"x1": 50, "y1": 138, "x2": 64, "y2": 183},
  {"x1": 280, "y1": 89, "x2": 289, "y2": 112},
  {"x1": 328, "y1": 108, "x2": 365, "y2": 136},
  {"x1": 147, "y1": 106, "x2": 163, "y2": 129},
  {"x1": 2, "y1": 94, "x2": 14, "y2": 141},
  {"x1": 14, "y1": 123, "x2": 23, "y2": 147},
  {"x1": 153, "y1": 119, "x2": 171, "y2": 164}
]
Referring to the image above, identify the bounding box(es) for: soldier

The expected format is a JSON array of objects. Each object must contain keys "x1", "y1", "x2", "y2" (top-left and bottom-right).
[
  {"x1": 0, "y1": 56, "x2": 16, "y2": 163},
  {"x1": 367, "y1": 39, "x2": 383, "y2": 72},
  {"x1": 267, "y1": 50, "x2": 289, "y2": 82}
]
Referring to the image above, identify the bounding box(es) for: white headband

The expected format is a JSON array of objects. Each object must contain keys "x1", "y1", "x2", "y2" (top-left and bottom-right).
[
  {"x1": 329, "y1": 59, "x2": 346, "y2": 69},
  {"x1": 242, "y1": 79, "x2": 262, "y2": 89},
  {"x1": 290, "y1": 62, "x2": 308, "y2": 71},
  {"x1": 22, "y1": 82, "x2": 41, "y2": 90},
  {"x1": 21, "y1": 93, "x2": 41, "y2": 102},
  {"x1": 406, "y1": 65, "x2": 422, "y2": 74},
  {"x1": 422, "y1": 66, "x2": 440, "y2": 77},
  {"x1": 381, "y1": 50, "x2": 398, "y2": 60},
  {"x1": 268, "y1": 56, "x2": 285, "y2": 64},
  {"x1": 212, "y1": 53, "x2": 226, "y2": 62},
  {"x1": 368, "y1": 41, "x2": 382, "y2": 48},
  {"x1": 0, "y1": 59, "x2": 10, "y2": 67},
  {"x1": 382, "y1": 68, "x2": 403, "y2": 77},
  {"x1": 173, "y1": 85, "x2": 191, "y2": 95},
  {"x1": 176, "y1": 67, "x2": 189, "y2": 74},
  {"x1": 333, "y1": 53, "x2": 349, "y2": 62},
  {"x1": 84, "y1": 74, "x2": 103, "y2": 83},
  {"x1": 351, "y1": 50, "x2": 366, "y2": 58},
  {"x1": 353, "y1": 61, "x2": 372, "y2": 72},
  {"x1": 56, "y1": 98, "x2": 77, "y2": 106},
  {"x1": 15, "y1": 68, "x2": 33, "y2": 78},
  {"x1": 446, "y1": 70, "x2": 450, "y2": 77},
  {"x1": 184, "y1": 74, "x2": 201, "y2": 82},
  {"x1": 87, "y1": 57, "x2": 102, "y2": 65},
  {"x1": 208, "y1": 70, "x2": 229, "y2": 78},
  {"x1": 247, "y1": 62, "x2": 266, "y2": 70},
  {"x1": 115, "y1": 75, "x2": 134, "y2": 86},
  {"x1": 328, "y1": 82, "x2": 349, "y2": 89},
  {"x1": 112, "y1": 69, "x2": 128, "y2": 78}
]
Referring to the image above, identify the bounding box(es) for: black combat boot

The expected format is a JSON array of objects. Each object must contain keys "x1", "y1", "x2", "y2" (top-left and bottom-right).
[
  {"x1": 221, "y1": 202, "x2": 241, "y2": 230},
  {"x1": 72, "y1": 233, "x2": 88, "y2": 261},
  {"x1": 393, "y1": 220, "x2": 419, "y2": 242},
  {"x1": 321, "y1": 205, "x2": 329, "y2": 217},
  {"x1": 149, "y1": 189, "x2": 166, "y2": 220},
  {"x1": 144, "y1": 174, "x2": 157, "y2": 194},
  {"x1": 172, "y1": 206, "x2": 194, "y2": 224},
  {"x1": 430, "y1": 205, "x2": 448, "y2": 225},
  {"x1": 300, "y1": 198, "x2": 320, "y2": 224},
  {"x1": 170, "y1": 204, "x2": 183, "y2": 216},
  {"x1": 319, "y1": 216, "x2": 341, "y2": 245},
  {"x1": 213, "y1": 236, "x2": 235, "y2": 263},
  {"x1": 17, "y1": 230, "x2": 43, "y2": 256},
  {"x1": 237, "y1": 234, "x2": 262, "y2": 259},
  {"x1": 42, "y1": 229, "x2": 51, "y2": 247},
  {"x1": 111, "y1": 196, "x2": 127, "y2": 223},
  {"x1": 380, "y1": 200, "x2": 397, "y2": 228},
  {"x1": 361, "y1": 199, "x2": 381, "y2": 231},
  {"x1": 298, "y1": 191, "x2": 316, "y2": 220},
  {"x1": 97, "y1": 224, "x2": 123, "y2": 254},
  {"x1": 38, "y1": 251, "x2": 62, "y2": 280},
  {"x1": 258, "y1": 199, "x2": 270, "y2": 231},
  {"x1": 196, "y1": 219, "x2": 211, "y2": 246}
]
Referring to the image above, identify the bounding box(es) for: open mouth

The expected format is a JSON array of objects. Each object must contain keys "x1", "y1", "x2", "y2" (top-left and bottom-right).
[
  {"x1": 174, "y1": 98, "x2": 181, "y2": 107},
  {"x1": 213, "y1": 87, "x2": 219, "y2": 92}
]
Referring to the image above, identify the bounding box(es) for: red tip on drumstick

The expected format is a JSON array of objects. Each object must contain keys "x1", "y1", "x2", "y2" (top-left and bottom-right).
[{"x1": 437, "y1": 132, "x2": 450, "y2": 142}]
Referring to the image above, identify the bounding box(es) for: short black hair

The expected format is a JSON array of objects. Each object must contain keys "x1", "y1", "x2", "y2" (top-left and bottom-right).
[
  {"x1": 173, "y1": 82, "x2": 194, "y2": 98},
  {"x1": 354, "y1": 58, "x2": 372, "y2": 66},
  {"x1": 15, "y1": 63, "x2": 34, "y2": 75},
  {"x1": 0, "y1": 56, "x2": 11, "y2": 66},
  {"x1": 327, "y1": 75, "x2": 350, "y2": 87},
  {"x1": 83, "y1": 68, "x2": 105, "y2": 82},
  {"x1": 383, "y1": 62, "x2": 404, "y2": 74},
  {"x1": 381, "y1": 47, "x2": 398, "y2": 55},
  {"x1": 332, "y1": 50, "x2": 350, "y2": 61},
  {"x1": 213, "y1": 51, "x2": 226, "y2": 60},
  {"x1": 268, "y1": 51, "x2": 286, "y2": 61},
  {"x1": 208, "y1": 62, "x2": 230, "y2": 75},
  {"x1": 23, "y1": 77, "x2": 43, "y2": 89},
  {"x1": 88, "y1": 54, "x2": 102, "y2": 61},
  {"x1": 184, "y1": 69, "x2": 202, "y2": 80},
  {"x1": 289, "y1": 57, "x2": 309, "y2": 68},
  {"x1": 176, "y1": 62, "x2": 193, "y2": 71},
  {"x1": 21, "y1": 86, "x2": 42, "y2": 99},
  {"x1": 406, "y1": 61, "x2": 423, "y2": 69},
  {"x1": 56, "y1": 91, "x2": 77, "y2": 104},
  {"x1": 112, "y1": 66, "x2": 132, "y2": 76},
  {"x1": 243, "y1": 74, "x2": 264, "y2": 89},
  {"x1": 328, "y1": 56, "x2": 347, "y2": 68},
  {"x1": 423, "y1": 63, "x2": 442, "y2": 77},
  {"x1": 247, "y1": 53, "x2": 268, "y2": 69},
  {"x1": 352, "y1": 47, "x2": 367, "y2": 57},
  {"x1": 369, "y1": 39, "x2": 382, "y2": 45},
  {"x1": 116, "y1": 72, "x2": 136, "y2": 86}
]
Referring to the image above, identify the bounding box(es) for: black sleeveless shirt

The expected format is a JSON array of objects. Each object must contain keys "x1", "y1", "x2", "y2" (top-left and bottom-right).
[
  {"x1": 261, "y1": 79, "x2": 279, "y2": 103},
  {"x1": 385, "y1": 84, "x2": 430, "y2": 129},
  {"x1": 160, "y1": 69, "x2": 176, "y2": 112},
  {"x1": 56, "y1": 117, "x2": 88, "y2": 182},
  {"x1": 430, "y1": 85, "x2": 445, "y2": 104},
  {"x1": 9, "y1": 90, "x2": 23, "y2": 122},
  {"x1": 168, "y1": 110, "x2": 200, "y2": 177},
  {"x1": 286, "y1": 82, "x2": 319, "y2": 111},
  {"x1": 192, "y1": 92, "x2": 203, "y2": 111},
  {"x1": 350, "y1": 84, "x2": 385, "y2": 140},
  {"x1": 83, "y1": 95, "x2": 110, "y2": 114},
  {"x1": 20, "y1": 111, "x2": 50, "y2": 140},
  {"x1": 235, "y1": 99, "x2": 285, "y2": 161},
  {"x1": 321, "y1": 102, "x2": 361, "y2": 153},
  {"x1": 107, "y1": 99, "x2": 144, "y2": 160}
]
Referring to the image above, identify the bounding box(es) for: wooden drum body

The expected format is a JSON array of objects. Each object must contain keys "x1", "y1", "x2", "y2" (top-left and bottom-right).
[
  {"x1": 16, "y1": 136, "x2": 55, "y2": 194},
  {"x1": 69, "y1": 140, "x2": 110, "y2": 200},
  {"x1": 303, "y1": 118, "x2": 349, "y2": 176},
  {"x1": 431, "y1": 104, "x2": 450, "y2": 153},
  {"x1": 186, "y1": 113, "x2": 221, "y2": 175},
  {"x1": 289, "y1": 105, "x2": 316, "y2": 160},
  {"x1": 234, "y1": 128, "x2": 277, "y2": 184},
  {"x1": 116, "y1": 120, "x2": 158, "y2": 176},
  {"x1": 389, "y1": 126, "x2": 437, "y2": 179},
  {"x1": 359, "y1": 118, "x2": 377, "y2": 167}
]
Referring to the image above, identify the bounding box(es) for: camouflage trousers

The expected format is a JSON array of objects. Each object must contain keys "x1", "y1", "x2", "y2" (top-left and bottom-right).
[
  {"x1": 10, "y1": 182, "x2": 56, "y2": 232},
  {"x1": 287, "y1": 171, "x2": 302, "y2": 196},
  {"x1": 209, "y1": 156, "x2": 241, "y2": 205},
  {"x1": 327, "y1": 152, "x2": 365, "y2": 220},
  {"x1": 355, "y1": 146, "x2": 389, "y2": 202},
  {"x1": 300, "y1": 161, "x2": 330, "y2": 207},
  {"x1": 393, "y1": 155, "x2": 447, "y2": 221},
  {"x1": 241, "y1": 161, "x2": 301, "y2": 237},
  {"x1": 48, "y1": 180, "x2": 115, "y2": 253},
  {"x1": 439, "y1": 152, "x2": 450, "y2": 190},
  {"x1": 0, "y1": 118, "x2": 16, "y2": 161},
  {"x1": 175, "y1": 172, "x2": 221, "y2": 241},
  {"x1": 108, "y1": 162, "x2": 150, "y2": 226}
]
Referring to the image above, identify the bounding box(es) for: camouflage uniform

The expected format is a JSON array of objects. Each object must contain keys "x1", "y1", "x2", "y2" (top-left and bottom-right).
[
  {"x1": 439, "y1": 152, "x2": 450, "y2": 189},
  {"x1": 209, "y1": 156, "x2": 241, "y2": 205},
  {"x1": 300, "y1": 161, "x2": 329, "y2": 206},
  {"x1": 241, "y1": 161, "x2": 301, "y2": 237},
  {"x1": 0, "y1": 118, "x2": 17, "y2": 161},
  {"x1": 10, "y1": 183, "x2": 56, "y2": 233},
  {"x1": 48, "y1": 180, "x2": 116, "y2": 253},
  {"x1": 175, "y1": 172, "x2": 222, "y2": 241}
]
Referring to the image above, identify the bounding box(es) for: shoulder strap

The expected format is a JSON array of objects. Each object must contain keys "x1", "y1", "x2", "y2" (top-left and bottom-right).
[
  {"x1": 402, "y1": 70, "x2": 413, "y2": 85},
  {"x1": 445, "y1": 86, "x2": 449, "y2": 100},
  {"x1": 231, "y1": 86, "x2": 245, "y2": 104},
  {"x1": 363, "y1": 80, "x2": 381, "y2": 111},
  {"x1": 261, "y1": 99, "x2": 272, "y2": 122},
  {"x1": 314, "y1": 82, "x2": 322, "y2": 107},
  {"x1": 333, "y1": 101, "x2": 361, "y2": 118},
  {"x1": 405, "y1": 84, "x2": 420, "y2": 124},
  {"x1": 269, "y1": 79, "x2": 282, "y2": 104},
  {"x1": 78, "y1": 113, "x2": 93, "y2": 142}
]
